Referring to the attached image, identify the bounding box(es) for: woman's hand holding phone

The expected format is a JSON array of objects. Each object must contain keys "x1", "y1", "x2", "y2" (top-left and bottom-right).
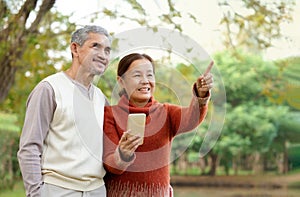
[
  {"x1": 118, "y1": 131, "x2": 141, "y2": 161},
  {"x1": 118, "y1": 113, "x2": 146, "y2": 161}
]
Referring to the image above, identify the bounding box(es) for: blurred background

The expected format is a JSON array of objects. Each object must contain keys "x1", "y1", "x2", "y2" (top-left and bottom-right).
[{"x1": 0, "y1": 0, "x2": 299, "y2": 196}]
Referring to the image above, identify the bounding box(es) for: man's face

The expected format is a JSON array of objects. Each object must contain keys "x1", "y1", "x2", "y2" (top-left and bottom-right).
[{"x1": 76, "y1": 33, "x2": 111, "y2": 76}]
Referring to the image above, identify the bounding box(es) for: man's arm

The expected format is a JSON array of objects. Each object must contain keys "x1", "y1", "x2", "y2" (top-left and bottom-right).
[{"x1": 17, "y1": 81, "x2": 56, "y2": 197}]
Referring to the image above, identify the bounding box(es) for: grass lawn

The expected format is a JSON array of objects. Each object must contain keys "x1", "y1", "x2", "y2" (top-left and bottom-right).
[{"x1": 0, "y1": 181, "x2": 25, "y2": 197}]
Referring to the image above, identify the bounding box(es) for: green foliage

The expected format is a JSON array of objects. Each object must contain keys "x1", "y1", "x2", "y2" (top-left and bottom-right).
[
  {"x1": 1, "y1": 9, "x2": 75, "y2": 126},
  {"x1": 224, "y1": 104, "x2": 283, "y2": 153},
  {"x1": 272, "y1": 112, "x2": 300, "y2": 152},
  {"x1": 185, "y1": 50, "x2": 299, "y2": 174},
  {"x1": 98, "y1": 0, "x2": 295, "y2": 52},
  {"x1": 98, "y1": 0, "x2": 201, "y2": 33},
  {"x1": 211, "y1": 50, "x2": 287, "y2": 156},
  {"x1": 269, "y1": 57, "x2": 300, "y2": 110},
  {"x1": 219, "y1": 0, "x2": 295, "y2": 50},
  {"x1": 0, "y1": 0, "x2": 298, "y2": 179},
  {"x1": 0, "y1": 112, "x2": 20, "y2": 132},
  {"x1": 0, "y1": 129, "x2": 20, "y2": 190},
  {"x1": 0, "y1": 180, "x2": 25, "y2": 197},
  {"x1": 0, "y1": 112, "x2": 21, "y2": 190},
  {"x1": 214, "y1": 50, "x2": 276, "y2": 106},
  {"x1": 288, "y1": 144, "x2": 300, "y2": 169}
]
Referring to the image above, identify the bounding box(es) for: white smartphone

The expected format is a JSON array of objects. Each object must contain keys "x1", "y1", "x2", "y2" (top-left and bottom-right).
[{"x1": 127, "y1": 113, "x2": 146, "y2": 145}]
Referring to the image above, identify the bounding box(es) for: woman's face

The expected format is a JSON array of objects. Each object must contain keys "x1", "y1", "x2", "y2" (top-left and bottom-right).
[{"x1": 118, "y1": 58, "x2": 155, "y2": 107}]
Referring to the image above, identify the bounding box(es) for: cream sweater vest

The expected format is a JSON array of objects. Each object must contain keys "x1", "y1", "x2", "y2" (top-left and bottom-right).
[{"x1": 41, "y1": 72, "x2": 106, "y2": 191}]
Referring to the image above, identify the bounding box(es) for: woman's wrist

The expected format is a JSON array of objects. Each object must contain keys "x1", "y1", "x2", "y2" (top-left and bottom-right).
[{"x1": 118, "y1": 147, "x2": 135, "y2": 162}]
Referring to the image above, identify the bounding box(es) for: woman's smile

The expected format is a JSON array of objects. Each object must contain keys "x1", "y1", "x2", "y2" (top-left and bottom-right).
[
  {"x1": 138, "y1": 87, "x2": 151, "y2": 92},
  {"x1": 118, "y1": 58, "x2": 155, "y2": 107}
]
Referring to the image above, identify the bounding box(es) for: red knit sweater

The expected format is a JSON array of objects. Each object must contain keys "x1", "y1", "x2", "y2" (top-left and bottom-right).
[{"x1": 103, "y1": 94, "x2": 208, "y2": 197}]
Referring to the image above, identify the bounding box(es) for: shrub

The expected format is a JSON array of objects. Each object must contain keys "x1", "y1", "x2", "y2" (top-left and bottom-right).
[
  {"x1": 0, "y1": 129, "x2": 21, "y2": 190},
  {"x1": 288, "y1": 144, "x2": 300, "y2": 170}
]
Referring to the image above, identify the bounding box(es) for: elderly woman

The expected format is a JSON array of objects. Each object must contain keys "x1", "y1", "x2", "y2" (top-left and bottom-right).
[{"x1": 103, "y1": 53, "x2": 213, "y2": 197}]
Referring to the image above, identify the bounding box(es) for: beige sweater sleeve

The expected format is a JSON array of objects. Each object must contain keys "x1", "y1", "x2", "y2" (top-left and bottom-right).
[{"x1": 17, "y1": 81, "x2": 56, "y2": 197}]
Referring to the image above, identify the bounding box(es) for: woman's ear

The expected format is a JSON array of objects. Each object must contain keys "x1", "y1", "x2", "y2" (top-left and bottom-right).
[
  {"x1": 117, "y1": 76, "x2": 127, "y2": 97},
  {"x1": 117, "y1": 76, "x2": 124, "y2": 88}
]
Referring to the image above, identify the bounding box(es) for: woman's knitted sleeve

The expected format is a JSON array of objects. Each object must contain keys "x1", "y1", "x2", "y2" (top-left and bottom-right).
[{"x1": 103, "y1": 107, "x2": 135, "y2": 174}]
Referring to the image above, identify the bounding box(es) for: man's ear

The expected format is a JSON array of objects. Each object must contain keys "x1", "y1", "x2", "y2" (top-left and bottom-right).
[{"x1": 70, "y1": 42, "x2": 79, "y2": 57}]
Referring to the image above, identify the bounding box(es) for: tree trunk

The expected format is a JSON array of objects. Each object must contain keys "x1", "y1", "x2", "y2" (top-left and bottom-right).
[
  {"x1": 252, "y1": 152, "x2": 263, "y2": 174},
  {"x1": 276, "y1": 141, "x2": 289, "y2": 174},
  {"x1": 198, "y1": 157, "x2": 207, "y2": 175},
  {"x1": 0, "y1": 0, "x2": 55, "y2": 103},
  {"x1": 208, "y1": 153, "x2": 218, "y2": 176},
  {"x1": 283, "y1": 141, "x2": 289, "y2": 174},
  {"x1": 232, "y1": 157, "x2": 239, "y2": 175},
  {"x1": 276, "y1": 153, "x2": 285, "y2": 174},
  {"x1": 0, "y1": 64, "x2": 17, "y2": 102},
  {"x1": 177, "y1": 153, "x2": 188, "y2": 175}
]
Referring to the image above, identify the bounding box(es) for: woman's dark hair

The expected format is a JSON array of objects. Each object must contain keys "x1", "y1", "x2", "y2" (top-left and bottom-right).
[
  {"x1": 118, "y1": 53, "x2": 155, "y2": 77},
  {"x1": 117, "y1": 53, "x2": 155, "y2": 97}
]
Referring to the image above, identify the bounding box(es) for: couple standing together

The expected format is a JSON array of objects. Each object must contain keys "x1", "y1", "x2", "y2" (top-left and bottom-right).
[{"x1": 17, "y1": 25, "x2": 213, "y2": 197}]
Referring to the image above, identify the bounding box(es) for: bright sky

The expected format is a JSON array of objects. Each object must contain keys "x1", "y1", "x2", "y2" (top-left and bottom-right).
[{"x1": 54, "y1": 0, "x2": 300, "y2": 60}]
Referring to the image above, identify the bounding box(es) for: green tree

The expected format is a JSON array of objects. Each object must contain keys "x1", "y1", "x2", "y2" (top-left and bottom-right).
[
  {"x1": 272, "y1": 113, "x2": 300, "y2": 173},
  {"x1": 263, "y1": 57, "x2": 300, "y2": 110},
  {"x1": 217, "y1": 50, "x2": 300, "y2": 175},
  {"x1": 261, "y1": 57, "x2": 300, "y2": 173},
  {"x1": 1, "y1": 0, "x2": 296, "y2": 105},
  {"x1": 189, "y1": 50, "x2": 297, "y2": 175},
  {"x1": 219, "y1": 0, "x2": 295, "y2": 50},
  {"x1": 0, "y1": 0, "x2": 75, "y2": 124},
  {"x1": 0, "y1": 0, "x2": 58, "y2": 102}
]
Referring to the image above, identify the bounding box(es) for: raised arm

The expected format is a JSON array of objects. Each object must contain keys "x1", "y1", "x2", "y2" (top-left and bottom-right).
[{"x1": 169, "y1": 61, "x2": 214, "y2": 136}]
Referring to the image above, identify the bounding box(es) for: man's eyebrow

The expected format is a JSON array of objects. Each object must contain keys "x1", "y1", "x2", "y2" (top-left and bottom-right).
[
  {"x1": 92, "y1": 41, "x2": 109, "y2": 46},
  {"x1": 91, "y1": 42, "x2": 111, "y2": 50},
  {"x1": 91, "y1": 42, "x2": 100, "y2": 46}
]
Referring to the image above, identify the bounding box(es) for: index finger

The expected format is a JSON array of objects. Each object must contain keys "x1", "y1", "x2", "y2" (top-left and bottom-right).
[
  {"x1": 204, "y1": 61, "x2": 214, "y2": 75},
  {"x1": 121, "y1": 131, "x2": 130, "y2": 140}
]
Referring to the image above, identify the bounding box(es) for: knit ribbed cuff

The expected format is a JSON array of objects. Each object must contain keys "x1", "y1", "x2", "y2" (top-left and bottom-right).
[
  {"x1": 197, "y1": 95, "x2": 210, "y2": 106},
  {"x1": 192, "y1": 83, "x2": 211, "y2": 106}
]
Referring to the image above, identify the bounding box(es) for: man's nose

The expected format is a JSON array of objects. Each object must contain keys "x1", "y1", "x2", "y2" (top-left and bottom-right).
[{"x1": 98, "y1": 49, "x2": 108, "y2": 59}]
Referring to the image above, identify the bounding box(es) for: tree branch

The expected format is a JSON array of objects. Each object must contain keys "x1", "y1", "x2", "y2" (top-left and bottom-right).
[
  {"x1": 29, "y1": 0, "x2": 56, "y2": 34},
  {"x1": 16, "y1": 0, "x2": 38, "y2": 26}
]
